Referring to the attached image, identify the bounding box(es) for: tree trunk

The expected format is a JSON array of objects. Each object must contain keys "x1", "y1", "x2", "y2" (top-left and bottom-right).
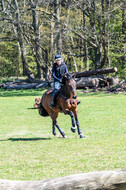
[
  {"x1": 32, "y1": 0, "x2": 42, "y2": 79},
  {"x1": 82, "y1": 2, "x2": 89, "y2": 70},
  {"x1": 106, "y1": 0, "x2": 111, "y2": 68},
  {"x1": 0, "y1": 0, "x2": 4, "y2": 11},
  {"x1": 122, "y1": 1, "x2": 126, "y2": 67},
  {"x1": 90, "y1": 0, "x2": 101, "y2": 69},
  {"x1": 98, "y1": 0, "x2": 107, "y2": 69},
  {"x1": 13, "y1": 0, "x2": 34, "y2": 80},
  {"x1": 17, "y1": 27, "x2": 34, "y2": 81},
  {"x1": 74, "y1": 67, "x2": 117, "y2": 78},
  {"x1": 68, "y1": 46, "x2": 78, "y2": 72},
  {"x1": 66, "y1": 1, "x2": 78, "y2": 72},
  {"x1": 50, "y1": 19, "x2": 54, "y2": 61},
  {"x1": 54, "y1": 0, "x2": 61, "y2": 54}
]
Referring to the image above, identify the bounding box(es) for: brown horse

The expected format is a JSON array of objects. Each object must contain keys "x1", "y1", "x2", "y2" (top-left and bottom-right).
[{"x1": 39, "y1": 73, "x2": 84, "y2": 138}]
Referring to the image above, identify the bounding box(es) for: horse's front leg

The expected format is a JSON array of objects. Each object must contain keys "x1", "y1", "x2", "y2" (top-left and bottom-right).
[
  {"x1": 73, "y1": 109, "x2": 85, "y2": 138},
  {"x1": 65, "y1": 109, "x2": 76, "y2": 133}
]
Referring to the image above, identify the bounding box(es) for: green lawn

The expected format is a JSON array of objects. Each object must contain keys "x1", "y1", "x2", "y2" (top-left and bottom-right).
[{"x1": 0, "y1": 89, "x2": 126, "y2": 180}]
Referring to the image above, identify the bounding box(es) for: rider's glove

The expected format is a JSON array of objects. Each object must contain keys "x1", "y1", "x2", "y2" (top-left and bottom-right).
[
  {"x1": 73, "y1": 95, "x2": 77, "y2": 99},
  {"x1": 59, "y1": 78, "x2": 62, "y2": 83}
]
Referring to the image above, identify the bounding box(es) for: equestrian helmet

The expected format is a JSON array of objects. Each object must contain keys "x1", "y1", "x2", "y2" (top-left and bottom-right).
[{"x1": 55, "y1": 54, "x2": 62, "y2": 60}]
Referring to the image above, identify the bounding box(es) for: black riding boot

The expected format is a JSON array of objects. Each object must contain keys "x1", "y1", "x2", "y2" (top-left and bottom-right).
[{"x1": 49, "y1": 91, "x2": 60, "y2": 109}]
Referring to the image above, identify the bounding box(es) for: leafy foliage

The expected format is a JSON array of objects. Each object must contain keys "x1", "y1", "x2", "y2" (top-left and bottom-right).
[
  {"x1": 0, "y1": 42, "x2": 20, "y2": 77},
  {"x1": 0, "y1": 0, "x2": 125, "y2": 79}
]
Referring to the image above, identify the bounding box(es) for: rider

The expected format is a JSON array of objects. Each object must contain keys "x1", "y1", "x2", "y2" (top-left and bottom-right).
[
  {"x1": 49, "y1": 54, "x2": 68, "y2": 109},
  {"x1": 49, "y1": 54, "x2": 80, "y2": 109}
]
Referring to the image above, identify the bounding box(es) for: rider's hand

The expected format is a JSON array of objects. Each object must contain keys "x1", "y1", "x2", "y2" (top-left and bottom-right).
[
  {"x1": 73, "y1": 95, "x2": 77, "y2": 99},
  {"x1": 59, "y1": 78, "x2": 62, "y2": 83}
]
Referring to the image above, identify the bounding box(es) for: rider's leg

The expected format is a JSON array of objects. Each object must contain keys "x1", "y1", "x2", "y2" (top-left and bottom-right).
[
  {"x1": 49, "y1": 81, "x2": 61, "y2": 108},
  {"x1": 49, "y1": 90, "x2": 60, "y2": 108}
]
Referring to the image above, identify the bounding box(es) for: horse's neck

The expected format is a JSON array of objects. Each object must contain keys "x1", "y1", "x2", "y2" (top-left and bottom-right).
[{"x1": 62, "y1": 86, "x2": 73, "y2": 99}]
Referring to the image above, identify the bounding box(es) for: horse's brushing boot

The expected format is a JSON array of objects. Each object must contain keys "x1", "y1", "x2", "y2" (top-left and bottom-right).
[
  {"x1": 77, "y1": 100, "x2": 81, "y2": 105},
  {"x1": 73, "y1": 95, "x2": 81, "y2": 105}
]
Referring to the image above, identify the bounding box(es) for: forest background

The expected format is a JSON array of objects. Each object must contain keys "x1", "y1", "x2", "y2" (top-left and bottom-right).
[{"x1": 0, "y1": 0, "x2": 125, "y2": 81}]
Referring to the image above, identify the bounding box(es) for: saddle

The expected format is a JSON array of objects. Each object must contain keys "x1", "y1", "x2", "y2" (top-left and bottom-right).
[{"x1": 47, "y1": 88, "x2": 62, "y2": 101}]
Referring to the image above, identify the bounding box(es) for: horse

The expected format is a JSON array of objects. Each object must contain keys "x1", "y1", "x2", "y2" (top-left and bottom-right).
[{"x1": 38, "y1": 73, "x2": 85, "y2": 138}]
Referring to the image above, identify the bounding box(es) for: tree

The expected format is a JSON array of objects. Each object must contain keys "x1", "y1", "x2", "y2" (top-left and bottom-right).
[
  {"x1": 54, "y1": 0, "x2": 62, "y2": 54},
  {"x1": 0, "y1": 0, "x2": 34, "y2": 80},
  {"x1": 0, "y1": 0, "x2": 125, "y2": 79}
]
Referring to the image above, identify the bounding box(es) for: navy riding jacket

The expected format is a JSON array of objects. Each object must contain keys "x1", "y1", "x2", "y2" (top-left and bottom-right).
[{"x1": 52, "y1": 62, "x2": 68, "y2": 82}]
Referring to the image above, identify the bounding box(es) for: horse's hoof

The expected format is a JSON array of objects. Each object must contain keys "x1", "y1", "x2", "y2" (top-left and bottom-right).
[
  {"x1": 53, "y1": 132, "x2": 57, "y2": 136},
  {"x1": 63, "y1": 135, "x2": 67, "y2": 138},
  {"x1": 71, "y1": 127, "x2": 76, "y2": 133},
  {"x1": 80, "y1": 134, "x2": 85, "y2": 138},
  {"x1": 55, "y1": 134, "x2": 60, "y2": 138}
]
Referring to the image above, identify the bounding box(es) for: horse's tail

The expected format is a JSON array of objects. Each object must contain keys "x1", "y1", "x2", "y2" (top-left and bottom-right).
[{"x1": 38, "y1": 104, "x2": 49, "y2": 117}]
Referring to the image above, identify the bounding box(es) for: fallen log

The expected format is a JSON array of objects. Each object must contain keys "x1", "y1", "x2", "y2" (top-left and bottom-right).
[
  {"x1": 0, "y1": 83, "x2": 5, "y2": 88},
  {"x1": 76, "y1": 77, "x2": 119, "y2": 89},
  {"x1": 3, "y1": 83, "x2": 38, "y2": 90},
  {"x1": 107, "y1": 77, "x2": 119, "y2": 86},
  {"x1": 76, "y1": 77, "x2": 99, "y2": 88},
  {"x1": 106, "y1": 80, "x2": 126, "y2": 94},
  {"x1": 3, "y1": 82, "x2": 48, "y2": 90},
  {"x1": 0, "y1": 170, "x2": 126, "y2": 190},
  {"x1": 0, "y1": 67, "x2": 118, "y2": 90},
  {"x1": 74, "y1": 67, "x2": 117, "y2": 78}
]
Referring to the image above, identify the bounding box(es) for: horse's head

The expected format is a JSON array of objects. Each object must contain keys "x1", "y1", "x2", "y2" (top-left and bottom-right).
[{"x1": 62, "y1": 73, "x2": 76, "y2": 97}]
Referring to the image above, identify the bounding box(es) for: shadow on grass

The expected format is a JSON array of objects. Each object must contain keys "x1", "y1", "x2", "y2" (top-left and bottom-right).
[
  {"x1": 0, "y1": 137, "x2": 52, "y2": 141},
  {"x1": 27, "y1": 108, "x2": 38, "y2": 110}
]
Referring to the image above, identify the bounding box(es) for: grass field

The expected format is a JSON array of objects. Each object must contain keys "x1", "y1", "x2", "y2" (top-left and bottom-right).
[{"x1": 0, "y1": 89, "x2": 126, "y2": 180}]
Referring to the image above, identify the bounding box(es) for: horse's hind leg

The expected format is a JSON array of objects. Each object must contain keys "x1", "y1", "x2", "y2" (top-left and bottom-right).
[
  {"x1": 52, "y1": 121, "x2": 64, "y2": 138},
  {"x1": 54, "y1": 120, "x2": 67, "y2": 138},
  {"x1": 50, "y1": 112, "x2": 66, "y2": 138},
  {"x1": 52, "y1": 121, "x2": 56, "y2": 136}
]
